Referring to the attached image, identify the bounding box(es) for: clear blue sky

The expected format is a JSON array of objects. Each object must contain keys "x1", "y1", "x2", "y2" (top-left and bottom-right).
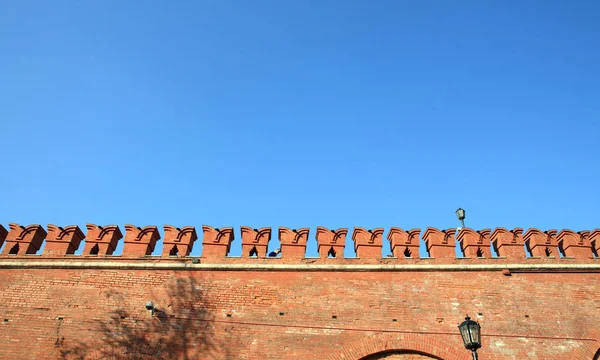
[{"x1": 1, "y1": 1, "x2": 599, "y2": 258}]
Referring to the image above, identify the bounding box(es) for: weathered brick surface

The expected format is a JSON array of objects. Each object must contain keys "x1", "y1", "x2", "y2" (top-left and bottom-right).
[
  {"x1": 0, "y1": 265, "x2": 598, "y2": 359},
  {"x1": 0, "y1": 223, "x2": 598, "y2": 359}
]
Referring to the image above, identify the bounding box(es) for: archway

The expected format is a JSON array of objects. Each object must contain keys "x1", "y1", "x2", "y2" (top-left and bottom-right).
[
  {"x1": 362, "y1": 350, "x2": 442, "y2": 359},
  {"x1": 327, "y1": 333, "x2": 469, "y2": 360}
]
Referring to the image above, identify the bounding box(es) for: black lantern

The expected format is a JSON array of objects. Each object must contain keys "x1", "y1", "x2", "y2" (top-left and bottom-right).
[
  {"x1": 458, "y1": 315, "x2": 481, "y2": 360},
  {"x1": 456, "y1": 208, "x2": 466, "y2": 228}
]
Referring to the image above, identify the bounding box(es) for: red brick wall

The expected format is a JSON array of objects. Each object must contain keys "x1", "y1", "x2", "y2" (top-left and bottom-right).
[
  {"x1": 0, "y1": 264, "x2": 598, "y2": 359},
  {"x1": 0, "y1": 223, "x2": 598, "y2": 359}
]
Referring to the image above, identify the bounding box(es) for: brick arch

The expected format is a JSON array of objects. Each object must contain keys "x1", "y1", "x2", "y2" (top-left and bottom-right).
[
  {"x1": 362, "y1": 350, "x2": 442, "y2": 359},
  {"x1": 577, "y1": 328, "x2": 600, "y2": 360},
  {"x1": 327, "y1": 333, "x2": 469, "y2": 360}
]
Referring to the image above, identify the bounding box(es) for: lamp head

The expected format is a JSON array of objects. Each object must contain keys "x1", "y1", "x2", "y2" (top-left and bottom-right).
[
  {"x1": 458, "y1": 314, "x2": 481, "y2": 351},
  {"x1": 145, "y1": 301, "x2": 155, "y2": 315},
  {"x1": 456, "y1": 208, "x2": 466, "y2": 221}
]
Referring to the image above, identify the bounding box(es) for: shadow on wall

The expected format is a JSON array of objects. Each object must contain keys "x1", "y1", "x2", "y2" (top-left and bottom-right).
[{"x1": 58, "y1": 275, "x2": 233, "y2": 360}]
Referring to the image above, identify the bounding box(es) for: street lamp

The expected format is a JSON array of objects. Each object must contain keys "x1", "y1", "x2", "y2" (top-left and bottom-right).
[
  {"x1": 456, "y1": 208, "x2": 466, "y2": 228},
  {"x1": 458, "y1": 315, "x2": 481, "y2": 360}
]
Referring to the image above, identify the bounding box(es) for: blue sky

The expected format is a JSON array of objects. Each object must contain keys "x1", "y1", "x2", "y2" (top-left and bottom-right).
[{"x1": 1, "y1": 1, "x2": 599, "y2": 258}]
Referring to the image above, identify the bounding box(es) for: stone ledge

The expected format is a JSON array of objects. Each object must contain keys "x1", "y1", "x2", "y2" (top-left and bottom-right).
[{"x1": 0, "y1": 260, "x2": 599, "y2": 272}]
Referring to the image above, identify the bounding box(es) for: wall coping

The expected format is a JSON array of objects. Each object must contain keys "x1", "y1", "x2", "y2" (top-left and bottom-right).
[{"x1": 0, "y1": 259, "x2": 599, "y2": 272}]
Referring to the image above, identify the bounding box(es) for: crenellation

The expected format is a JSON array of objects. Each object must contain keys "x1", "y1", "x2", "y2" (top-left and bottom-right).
[
  {"x1": 422, "y1": 227, "x2": 456, "y2": 259},
  {"x1": 163, "y1": 225, "x2": 198, "y2": 257},
  {"x1": 122, "y1": 225, "x2": 161, "y2": 257},
  {"x1": 83, "y1": 224, "x2": 123, "y2": 256},
  {"x1": 202, "y1": 225, "x2": 234, "y2": 258},
  {"x1": 0, "y1": 224, "x2": 7, "y2": 250},
  {"x1": 45, "y1": 224, "x2": 85, "y2": 256},
  {"x1": 241, "y1": 226, "x2": 272, "y2": 258},
  {"x1": 0, "y1": 223, "x2": 597, "y2": 264},
  {"x1": 590, "y1": 229, "x2": 600, "y2": 257},
  {"x1": 491, "y1": 227, "x2": 525, "y2": 259},
  {"x1": 524, "y1": 228, "x2": 559, "y2": 258},
  {"x1": 315, "y1": 226, "x2": 348, "y2": 259},
  {"x1": 457, "y1": 228, "x2": 492, "y2": 258},
  {"x1": 387, "y1": 227, "x2": 421, "y2": 259},
  {"x1": 557, "y1": 229, "x2": 593, "y2": 259},
  {"x1": 279, "y1": 227, "x2": 309, "y2": 259},
  {"x1": 352, "y1": 227, "x2": 384, "y2": 258},
  {"x1": 2, "y1": 223, "x2": 47, "y2": 255}
]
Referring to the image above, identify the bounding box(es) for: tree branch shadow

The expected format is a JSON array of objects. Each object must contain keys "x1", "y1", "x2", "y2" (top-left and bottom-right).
[{"x1": 59, "y1": 275, "x2": 220, "y2": 360}]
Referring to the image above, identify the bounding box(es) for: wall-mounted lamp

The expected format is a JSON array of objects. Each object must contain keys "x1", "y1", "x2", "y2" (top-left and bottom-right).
[
  {"x1": 458, "y1": 314, "x2": 481, "y2": 360},
  {"x1": 145, "y1": 301, "x2": 156, "y2": 316}
]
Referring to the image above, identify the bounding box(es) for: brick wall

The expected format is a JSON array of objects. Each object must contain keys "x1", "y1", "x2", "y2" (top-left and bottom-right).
[{"x1": 0, "y1": 223, "x2": 598, "y2": 359}]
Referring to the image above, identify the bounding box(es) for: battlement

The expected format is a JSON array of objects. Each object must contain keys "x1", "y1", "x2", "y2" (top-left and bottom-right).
[
  {"x1": 1, "y1": 223, "x2": 599, "y2": 360},
  {"x1": 0, "y1": 223, "x2": 598, "y2": 265}
]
